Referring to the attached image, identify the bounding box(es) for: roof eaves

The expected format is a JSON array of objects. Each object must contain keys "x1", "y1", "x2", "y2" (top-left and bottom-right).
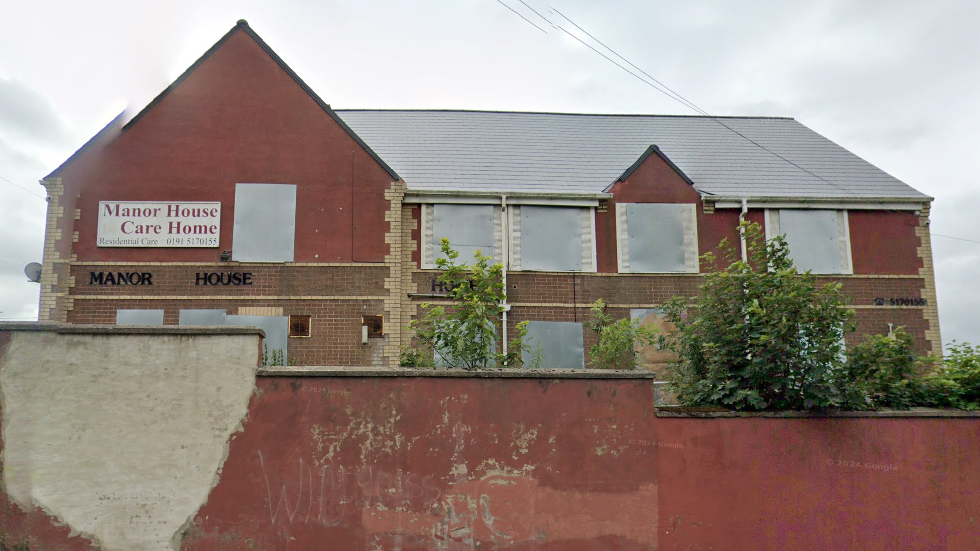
[{"x1": 45, "y1": 111, "x2": 126, "y2": 180}]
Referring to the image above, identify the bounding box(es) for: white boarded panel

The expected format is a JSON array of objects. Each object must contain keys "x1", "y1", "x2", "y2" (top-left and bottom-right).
[
  {"x1": 226, "y1": 315, "x2": 289, "y2": 366},
  {"x1": 520, "y1": 206, "x2": 582, "y2": 272},
  {"x1": 522, "y1": 321, "x2": 585, "y2": 369},
  {"x1": 116, "y1": 309, "x2": 164, "y2": 326},
  {"x1": 232, "y1": 184, "x2": 296, "y2": 262},
  {"x1": 779, "y1": 209, "x2": 845, "y2": 274},
  {"x1": 625, "y1": 203, "x2": 695, "y2": 273},
  {"x1": 433, "y1": 204, "x2": 495, "y2": 265},
  {"x1": 178, "y1": 309, "x2": 227, "y2": 326}
]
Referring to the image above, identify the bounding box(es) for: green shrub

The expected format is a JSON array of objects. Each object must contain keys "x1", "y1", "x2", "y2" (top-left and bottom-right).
[
  {"x1": 660, "y1": 222, "x2": 855, "y2": 410},
  {"x1": 917, "y1": 341, "x2": 980, "y2": 410},
  {"x1": 585, "y1": 299, "x2": 657, "y2": 370},
  {"x1": 842, "y1": 328, "x2": 924, "y2": 409},
  {"x1": 403, "y1": 239, "x2": 527, "y2": 370}
]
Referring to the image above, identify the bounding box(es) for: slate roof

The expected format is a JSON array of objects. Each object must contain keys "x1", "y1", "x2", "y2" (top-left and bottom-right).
[{"x1": 336, "y1": 109, "x2": 929, "y2": 201}]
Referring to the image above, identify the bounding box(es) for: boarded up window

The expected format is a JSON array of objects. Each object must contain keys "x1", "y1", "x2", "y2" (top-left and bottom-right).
[
  {"x1": 617, "y1": 203, "x2": 698, "y2": 273},
  {"x1": 767, "y1": 209, "x2": 852, "y2": 274},
  {"x1": 362, "y1": 315, "x2": 384, "y2": 338},
  {"x1": 115, "y1": 309, "x2": 164, "y2": 325},
  {"x1": 226, "y1": 315, "x2": 289, "y2": 365},
  {"x1": 522, "y1": 321, "x2": 585, "y2": 369},
  {"x1": 178, "y1": 309, "x2": 227, "y2": 326},
  {"x1": 432, "y1": 204, "x2": 495, "y2": 266},
  {"x1": 519, "y1": 206, "x2": 583, "y2": 272},
  {"x1": 289, "y1": 315, "x2": 312, "y2": 338},
  {"x1": 232, "y1": 184, "x2": 297, "y2": 262}
]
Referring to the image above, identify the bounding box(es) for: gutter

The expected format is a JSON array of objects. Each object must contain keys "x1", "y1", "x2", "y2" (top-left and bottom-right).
[{"x1": 706, "y1": 195, "x2": 932, "y2": 211}]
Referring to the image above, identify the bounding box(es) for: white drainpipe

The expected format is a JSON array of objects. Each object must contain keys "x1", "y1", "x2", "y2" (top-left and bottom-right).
[
  {"x1": 501, "y1": 194, "x2": 510, "y2": 359},
  {"x1": 739, "y1": 198, "x2": 749, "y2": 262}
]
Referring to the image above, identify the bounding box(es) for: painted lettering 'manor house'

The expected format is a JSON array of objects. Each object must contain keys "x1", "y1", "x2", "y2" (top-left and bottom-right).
[{"x1": 37, "y1": 20, "x2": 940, "y2": 369}]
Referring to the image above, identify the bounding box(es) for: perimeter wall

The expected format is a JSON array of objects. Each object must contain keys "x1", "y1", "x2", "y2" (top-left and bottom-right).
[{"x1": 0, "y1": 326, "x2": 977, "y2": 551}]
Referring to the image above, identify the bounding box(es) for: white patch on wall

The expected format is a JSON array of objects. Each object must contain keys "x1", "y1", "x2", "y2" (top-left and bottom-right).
[{"x1": 0, "y1": 330, "x2": 260, "y2": 551}]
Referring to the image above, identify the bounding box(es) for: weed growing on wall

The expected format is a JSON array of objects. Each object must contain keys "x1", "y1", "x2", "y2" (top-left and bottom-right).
[
  {"x1": 660, "y1": 222, "x2": 855, "y2": 410},
  {"x1": 841, "y1": 328, "x2": 926, "y2": 409},
  {"x1": 586, "y1": 299, "x2": 657, "y2": 369},
  {"x1": 403, "y1": 239, "x2": 528, "y2": 370},
  {"x1": 262, "y1": 343, "x2": 285, "y2": 367},
  {"x1": 917, "y1": 341, "x2": 980, "y2": 410}
]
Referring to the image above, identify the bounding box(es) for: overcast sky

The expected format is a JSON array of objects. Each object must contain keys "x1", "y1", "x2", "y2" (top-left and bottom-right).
[{"x1": 1, "y1": 0, "x2": 978, "y2": 346}]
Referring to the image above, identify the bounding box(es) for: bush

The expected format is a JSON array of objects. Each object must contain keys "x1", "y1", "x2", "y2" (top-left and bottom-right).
[
  {"x1": 841, "y1": 328, "x2": 925, "y2": 410},
  {"x1": 661, "y1": 222, "x2": 855, "y2": 410},
  {"x1": 585, "y1": 299, "x2": 657, "y2": 370},
  {"x1": 917, "y1": 341, "x2": 980, "y2": 410},
  {"x1": 402, "y1": 239, "x2": 527, "y2": 370}
]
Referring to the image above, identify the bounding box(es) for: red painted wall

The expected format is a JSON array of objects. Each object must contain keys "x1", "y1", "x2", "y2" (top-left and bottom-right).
[
  {"x1": 2, "y1": 374, "x2": 975, "y2": 550},
  {"x1": 849, "y1": 211, "x2": 923, "y2": 275},
  {"x1": 179, "y1": 377, "x2": 978, "y2": 551},
  {"x1": 61, "y1": 29, "x2": 394, "y2": 263},
  {"x1": 656, "y1": 416, "x2": 980, "y2": 550},
  {"x1": 182, "y1": 377, "x2": 659, "y2": 550}
]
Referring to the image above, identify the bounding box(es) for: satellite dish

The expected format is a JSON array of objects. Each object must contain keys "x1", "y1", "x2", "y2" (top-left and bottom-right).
[{"x1": 24, "y1": 262, "x2": 42, "y2": 283}]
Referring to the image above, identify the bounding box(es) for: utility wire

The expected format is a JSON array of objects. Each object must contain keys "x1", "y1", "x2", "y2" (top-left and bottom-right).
[
  {"x1": 501, "y1": 7, "x2": 980, "y2": 245},
  {"x1": 495, "y1": 0, "x2": 548, "y2": 34},
  {"x1": 932, "y1": 233, "x2": 980, "y2": 245},
  {"x1": 547, "y1": 11, "x2": 882, "y2": 208},
  {"x1": 551, "y1": 8, "x2": 700, "y2": 113},
  {"x1": 518, "y1": 0, "x2": 555, "y2": 27},
  {"x1": 0, "y1": 175, "x2": 45, "y2": 200}
]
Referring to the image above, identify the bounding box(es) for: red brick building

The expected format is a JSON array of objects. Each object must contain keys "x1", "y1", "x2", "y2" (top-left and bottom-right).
[{"x1": 38, "y1": 21, "x2": 940, "y2": 368}]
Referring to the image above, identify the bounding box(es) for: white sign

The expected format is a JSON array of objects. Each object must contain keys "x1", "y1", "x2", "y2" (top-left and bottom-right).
[{"x1": 97, "y1": 201, "x2": 221, "y2": 248}]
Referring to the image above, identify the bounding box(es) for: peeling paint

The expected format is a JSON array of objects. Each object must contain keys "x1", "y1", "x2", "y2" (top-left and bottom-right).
[{"x1": 0, "y1": 331, "x2": 260, "y2": 551}]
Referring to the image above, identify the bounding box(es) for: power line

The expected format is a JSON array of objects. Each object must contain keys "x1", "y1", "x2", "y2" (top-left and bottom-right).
[
  {"x1": 932, "y1": 233, "x2": 980, "y2": 245},
  {"x1": 0, "y1": 175, "x2": 45, "y2": 200},
  {"x1": 518, "y1": 0, "x2": 554, "y2": 26},
  {"x1": 547, "y1": 11, "x2": 885, "y2": 207},
  {"x1": 495, "y1": 0, "x2": 548, "y2": 34},
  {"x1": 494, "y1": 5, "x2": 980, "y2": 246},
  {"x1": 551, "y1": 8, "x2": 700, "y2": 114}
]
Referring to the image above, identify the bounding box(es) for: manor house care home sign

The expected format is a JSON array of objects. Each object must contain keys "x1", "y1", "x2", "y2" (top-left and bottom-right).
[{"x1": 97, "y1": 201, "x2": 221, "y2": 247}]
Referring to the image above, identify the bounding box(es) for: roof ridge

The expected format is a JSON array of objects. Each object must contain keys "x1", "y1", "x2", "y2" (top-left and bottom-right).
[{"x1": 334, "y1": 108, "x2": 796, "y2": 120}]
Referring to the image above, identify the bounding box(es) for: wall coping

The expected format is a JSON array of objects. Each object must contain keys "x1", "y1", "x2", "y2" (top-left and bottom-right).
[
  {"x1": 258, "y1": 366, "x2": 657, "y2": 379},
  {"x1": 655, "y1": 406, "x2": 980, "y2": 418},
  {"x1": 0, "y1": 322, "x2": 266, "y2": 337}
]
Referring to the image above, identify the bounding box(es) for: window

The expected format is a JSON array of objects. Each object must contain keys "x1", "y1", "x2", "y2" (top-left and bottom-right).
[
  {"x1": 617, "y1": 203, "x2": 698, "y2": 273},
  {"x1": 115, "y1": 309, "x2": 164, "y2": 325},
  {"x1": 766, "y1": 209, "x2": 852, "y2": 274},
  {"x1": 361, "y1": 315, "x2": 384, "y2": 338},
  {"x1": 522, "y1": 321, "x2": 585, "y2": 369},
  {"x1": 232, "y1": 183, "x2": 297, "y2": 262},
  {"x1": 423, "y1": 204, "x2": 497, "y2": 268},
  {"x1": 178, "y1": 309, "x2": 227, "y2": 326},
  {"x1": 289, "y1": 315, "x2": 312, "y2": 338},
  {"x1": 511, "y1": 206, "x2": 595, "y2": 272}
]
